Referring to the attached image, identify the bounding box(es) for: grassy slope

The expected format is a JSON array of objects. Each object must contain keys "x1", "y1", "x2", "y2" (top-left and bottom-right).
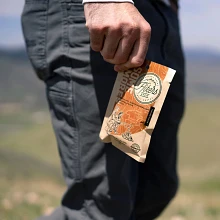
[
  {"x1": 0, "y1": 100, "x2": 220, "y2": 220},
  {"x1": 0, "y1": 111, "x2": 64, "y2": 220},
  {"x1": 159, "y1": 100, "x2": 220, "y2": 220}
]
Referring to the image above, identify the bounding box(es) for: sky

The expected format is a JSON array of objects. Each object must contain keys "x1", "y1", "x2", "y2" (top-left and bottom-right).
[{"x1": 0, "y1": 0, "x2": 219, "y2": 51}]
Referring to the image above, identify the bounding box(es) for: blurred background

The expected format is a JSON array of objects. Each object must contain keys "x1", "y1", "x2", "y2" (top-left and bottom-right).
[{"x1": 0, "y1": 0, "x2": 219, "y2": 220}]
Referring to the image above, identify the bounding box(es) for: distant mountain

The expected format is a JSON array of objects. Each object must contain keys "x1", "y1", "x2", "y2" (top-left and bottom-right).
[
  {"x1": 0, "y1": 47, "x2": 47, "y2": 109},
  {"x1": 183, "y1": 48, "x2": 220, "y2": 99},
  {"x1": 0, "y1": 48, "x2": 28, "y2": 61},
  {"x1": 0, "y1": 47, "x2": 219, "y2": 109},
  {"x1": 184, "y1": 48, "x2": 220, "y2": 63}
]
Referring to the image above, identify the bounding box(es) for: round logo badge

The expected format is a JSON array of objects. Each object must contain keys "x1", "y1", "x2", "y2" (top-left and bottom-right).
[
  {"x1": 134, "y1": 73, "x2": 162, "y2": 104},
  {"x1": 131, "y1": 143, "x2": 141, "y2": 153}
]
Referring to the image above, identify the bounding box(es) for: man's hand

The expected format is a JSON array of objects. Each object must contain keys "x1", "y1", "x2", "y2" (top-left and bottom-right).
[{"x1": 84, "y1": 3, "x2": 151, "y2": 72}]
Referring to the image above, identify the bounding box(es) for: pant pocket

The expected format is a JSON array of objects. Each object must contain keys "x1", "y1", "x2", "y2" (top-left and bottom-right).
[
  {"x1": 68, "y1": 16, "x2": 89, "y2": 48},
  {"x1": 62, "y1": 1, "x2": 89, "y2": 48},
  {"x1": 46, "y1": 75, "x2": 81, "y2": 183},
  {"x1": 21, "y1": 0, "x2": 49, "y2": 80}
]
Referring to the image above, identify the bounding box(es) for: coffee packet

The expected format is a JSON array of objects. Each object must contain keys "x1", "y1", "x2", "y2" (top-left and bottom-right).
[{"x1": 99, "y1": 60, "x2": 176, "y2": 163}]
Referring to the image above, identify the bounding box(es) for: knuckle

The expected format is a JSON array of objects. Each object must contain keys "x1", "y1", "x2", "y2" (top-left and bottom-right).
[
  {"x1": 148, "y1": 24, "x2": 152, "y2": 33},
  {"x1": 130, "y1": 57, "x2": 144, "y2": 67},
  {"x1": 90, "y1": 24, "x2": 104, "y2": 34},
  {"x1": 123, "y1": 28, "x2": 136, "y2": 38},
  {"x1": 91, "y1": 43, "x2": 101, "y2": 51},
  {"x1": 111, "y1": 24, "x2": 120, "y2": 32},
  {"x1": 123, "y1": 24, "x2": 141, "y2": 40},
  {"x1": 131, "y1": 23, "x2": 139, "y2": 32},
  {"x1": 126, "y1": 23, "x2": 138, "y2": 32},
  {"x1": 142, "y1": 23, "x2": 151, "y2": 35},
  {"x1": 104, "y1": 57, "x2": 120, "y2": 65},
  {"x1": 109, "y1": 25, "x2": 122, "y2": 36},
  {"x1": 117, "y1": 56, "x2": 127, "y2": 64},
  {"x1": 103, "y1": 57, "x2": 109, "y2": 62},
  {"x1": 104, "y1": 53, "x2": 115, "y2": 60},
  {"x1": 103, "y1": 57, "x2": 114, "y2": 64}
]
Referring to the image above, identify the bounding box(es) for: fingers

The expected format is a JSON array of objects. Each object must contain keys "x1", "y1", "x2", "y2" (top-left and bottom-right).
[
  {"x1": 114, "y1": 25, "x2": 151, "y2": 71},
  {"x1": 114, "y1": 39, "x2": 144, "y2": 72},
  {"x1": 84, "y1": 2, "x2": 151, "y2": 70},
  {"x1": 104, "y1": 32, "x2": 136, "y2": 65},
  {"x1": 100, "y1": 29, "x2": 122, "y2": 60},
  {"x1": 89, "y1": 26, "x2": 105, "y2": 52}
]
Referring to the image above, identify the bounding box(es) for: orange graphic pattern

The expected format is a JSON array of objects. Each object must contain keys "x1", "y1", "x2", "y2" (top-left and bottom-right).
[{"x1": 109, "y1": 61, "x2": 168, "y2": 135}]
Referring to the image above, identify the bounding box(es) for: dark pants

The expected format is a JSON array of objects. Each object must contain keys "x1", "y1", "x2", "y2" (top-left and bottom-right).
[{"x1": 22, "y1": 0, "x2": 185, "y2": 219}]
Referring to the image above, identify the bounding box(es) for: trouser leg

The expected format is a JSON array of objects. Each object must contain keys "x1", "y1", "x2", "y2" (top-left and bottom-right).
[
  {"x1": 45, "y1": 66, "x2": 138, "y2": 220},
  {"x1": 22, "y1": 1, "x2": 139, "y2": 219},
  {"x1": 134, "y1": 1, "x2": 185, "y2": 219},
  {"x1": 22, "y1": 0, "x2": 185, "y2": 219}
]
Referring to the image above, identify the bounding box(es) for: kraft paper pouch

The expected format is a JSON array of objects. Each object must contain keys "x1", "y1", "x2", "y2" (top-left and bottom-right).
[{"x1": 99, "y1": 60, "x2": 176, "y2": 163}]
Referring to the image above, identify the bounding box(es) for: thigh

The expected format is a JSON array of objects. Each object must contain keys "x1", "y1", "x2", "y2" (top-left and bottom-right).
[
  {"x1": 45, "y1": 68, "x2": 139, "y2": 220},
  {"x1": 134, "y1": 0, "x2": 185, "y2": 218},
  {"x1": 44, "y1": 1, "x2": 139, "y2": 219}
]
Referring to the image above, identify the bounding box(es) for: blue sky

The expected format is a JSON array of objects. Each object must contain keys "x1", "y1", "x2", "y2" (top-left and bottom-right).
[{"x1": 0, "y1": 0, "x2": 220, "y2": 51}]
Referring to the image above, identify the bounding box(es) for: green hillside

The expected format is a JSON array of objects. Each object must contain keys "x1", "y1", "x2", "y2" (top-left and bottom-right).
[
  {"x1": 0, "y1": 100, "x2": 219, "y2": 220},
  {"x1": 0, "y1": 48, "x2": 219, "y2": 219},
  {"x1": 0, "y1": 48, "x2": 220, "y2": 108},
  {"x1": 0, "y1": 49, "x2": 47, "y2": 108}
]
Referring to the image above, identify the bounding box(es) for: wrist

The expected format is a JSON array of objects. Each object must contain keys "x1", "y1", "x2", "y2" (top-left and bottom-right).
[{"x1": 83, "y1": 0, "x2": 134, "y2": 5}]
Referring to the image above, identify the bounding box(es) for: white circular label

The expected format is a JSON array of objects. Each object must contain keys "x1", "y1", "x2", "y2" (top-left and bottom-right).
[{"x1": 134, "y1": 73, "x2": 162, "y2": 104}]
